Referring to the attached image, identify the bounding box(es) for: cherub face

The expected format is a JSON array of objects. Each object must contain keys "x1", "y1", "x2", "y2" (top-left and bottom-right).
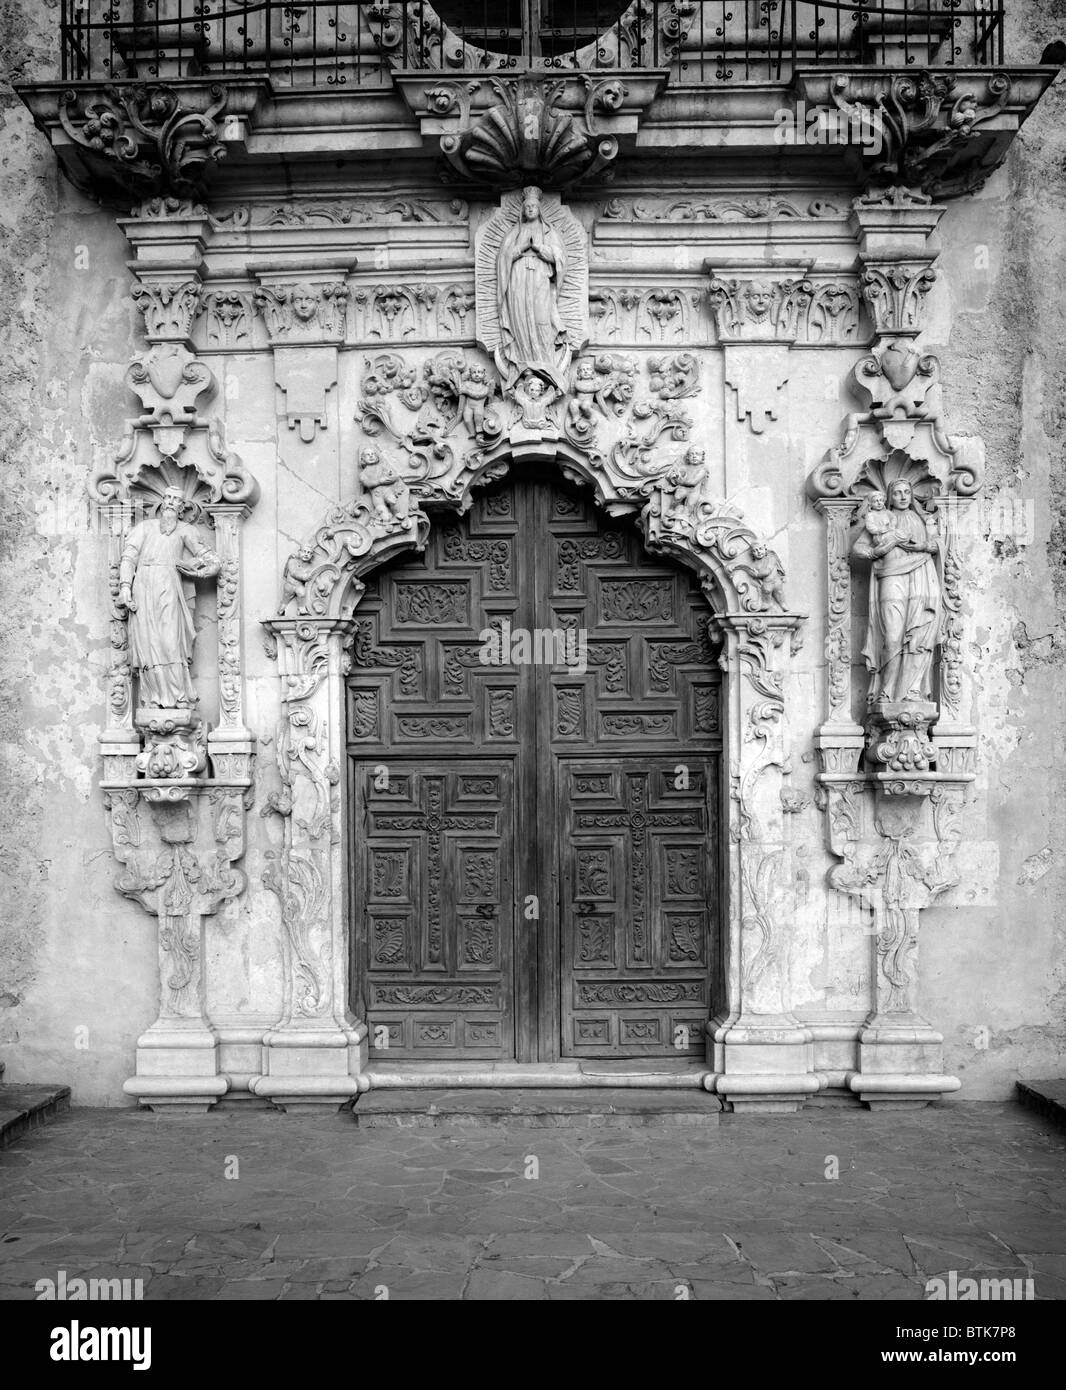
[
  {"x1": 745, "y1": 284, "x2": 773, "y2": 318},
  {"x1": 684, "y1": 448, "x2": 706, "y2": 468},
  {"x1": 867, "y1": 493, "x2": 886, "y2": 511},
  {"x1": 525, "y1": 378, "x2": 546, "y2": 400},
  {"x1": 750, "y1": 542, "x2": 767, "y2": 559},
  {"x1": 292, "y1": 290, "x2": 318, "y2": 322},
  {"x1": 360, "y1": 446, "x2": 381, "y2": 467},
  {"x1": 577, "y1": 361, "x2": 596, "y2": 381},
  {"x1": 298, "y1": 546, "x2": 315, "y2": 563},
  {"x1": 468, "y1": 366, "x2": 486, "y2": 383}
]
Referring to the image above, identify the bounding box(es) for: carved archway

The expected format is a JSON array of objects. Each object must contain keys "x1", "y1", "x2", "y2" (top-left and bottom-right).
[
  {"x1": 260, "y1": 445, "x2": 809, "y2": 1107},
  {"x1": 275, "y1": 439, "x2": 791, "y2": 627}
]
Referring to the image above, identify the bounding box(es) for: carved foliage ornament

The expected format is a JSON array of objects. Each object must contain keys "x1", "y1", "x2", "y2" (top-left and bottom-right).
[
  {"x1": 830, "y1": 70, "x2": 1013, "y2": 199},
  {"x1": 59, "y1": 84, "x2": 228, "y2": 202}
]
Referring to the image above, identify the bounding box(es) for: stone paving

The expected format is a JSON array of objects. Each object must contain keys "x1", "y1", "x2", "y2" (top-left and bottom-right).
[{"x1": 0, "y1": 1101, "x2": 1064, "y2": 1301}]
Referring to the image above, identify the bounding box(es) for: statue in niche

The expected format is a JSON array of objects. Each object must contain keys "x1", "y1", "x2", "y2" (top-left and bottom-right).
[
  {"x1": 359, "y1": 444, "x2": 411, "y2": 531},
  {"x1": 853, "y1": 480, "x2": 942, "y2": 704},
  {"x1": 476, "y1": 186, "x2": 588, "y2": 394},
  {"x1": 118, "y1": 486, "x2": 220, "y2": 710},
  {"x1": 497, "y1": 187, "x2": 567, "y2": 385}
]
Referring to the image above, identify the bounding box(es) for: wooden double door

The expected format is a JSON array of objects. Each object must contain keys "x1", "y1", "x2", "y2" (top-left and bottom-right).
[{"x1": 348, "y1": 471, "x2": 721, "y2": 1063}]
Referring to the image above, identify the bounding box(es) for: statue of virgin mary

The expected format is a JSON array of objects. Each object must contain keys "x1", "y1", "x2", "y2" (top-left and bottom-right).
[{"x1": 495, "y1": 186, "x2": 569, "y2": 390}]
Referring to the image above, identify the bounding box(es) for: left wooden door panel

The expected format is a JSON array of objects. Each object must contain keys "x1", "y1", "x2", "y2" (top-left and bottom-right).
[{"x1": 354, "y1": 760, "x2": 517, "y2": 1060}]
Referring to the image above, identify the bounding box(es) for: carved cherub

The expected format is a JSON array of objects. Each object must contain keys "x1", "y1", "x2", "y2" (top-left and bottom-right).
[
  {"x1": 291, "y1": 287, "x2": 320, "y2": 325},
  {"x1": 566, "y1": 358, "x2": 601, "y2": 429},
  {"x1": 860, "y1": 490, "x2": 895, "y2": 543},
  {"x1": 359, "y1": 444, "x2": 410, "y2": 531},
  {"x1": 459, "y1": 362, "x2": 494, "y2": 437},
  {"x1": 661, "y1": 446, "x2": 708, "y2": 517},
  {"x1": 514, "y1": 372, "x2": 557, "y2": 430},
  {"x1": 746, "y1": 541, "x2": 787, "y2": 609},
  {"x1": 279, "y1": 545, "x2": 317, "y2": 614}
]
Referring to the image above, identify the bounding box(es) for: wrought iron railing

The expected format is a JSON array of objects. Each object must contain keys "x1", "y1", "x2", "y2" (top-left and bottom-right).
[{"x1": 59, "y1": 1, "x2": 1007, "y2": 86}]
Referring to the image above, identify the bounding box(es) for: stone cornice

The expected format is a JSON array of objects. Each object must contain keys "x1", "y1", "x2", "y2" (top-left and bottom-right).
[{"x1": 18, "y1": 65, "x2": 1057, "y2": 207}]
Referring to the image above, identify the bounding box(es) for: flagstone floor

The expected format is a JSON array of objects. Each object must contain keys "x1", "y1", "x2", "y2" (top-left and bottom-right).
[{"x1": 1, "y1": 1101, "x2": 1064, "y2": 1301}]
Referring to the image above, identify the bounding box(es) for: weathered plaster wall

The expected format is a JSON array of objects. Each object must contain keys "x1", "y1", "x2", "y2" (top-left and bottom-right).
[
  {"x1": 1, "y1": 0, "x2": 1064, "y2": 1104},
  {"x1": 924, "y1": 0, "x2": 1066, "y2": 1095},
  {"x1": 0, "y1": 0, "x2": 166, "y2": 1101}
]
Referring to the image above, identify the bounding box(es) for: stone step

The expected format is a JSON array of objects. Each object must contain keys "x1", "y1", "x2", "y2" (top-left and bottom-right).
[
  {"x1": 0, "y1": 1083, "x2": 71, "y2": 1149},
  {"x1": 1016, "y1": 1079, "x2": 1066, "y2": 1129},
  {"x1": 352, "y1": 1087, "x2": 722, "y2": 1128}
]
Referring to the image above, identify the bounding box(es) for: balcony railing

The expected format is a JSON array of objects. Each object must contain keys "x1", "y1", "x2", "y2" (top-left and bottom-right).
[{"x1": 59, "y1": 1, "x2": 1007, "y2": 87}]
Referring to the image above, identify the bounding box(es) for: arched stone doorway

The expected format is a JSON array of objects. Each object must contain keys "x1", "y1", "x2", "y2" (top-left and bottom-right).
[
  {"x1": 260, "y1": 440, "x2": 807, "y2": 1108},
  {"x1": 347, "y1": 466, "x2": 723, "y2": 1064}
]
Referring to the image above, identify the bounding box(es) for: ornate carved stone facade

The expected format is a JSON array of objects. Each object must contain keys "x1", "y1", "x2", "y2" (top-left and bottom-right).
[{"x1": 9, "y1": 2, "x2": 1061, "y2": 1112}]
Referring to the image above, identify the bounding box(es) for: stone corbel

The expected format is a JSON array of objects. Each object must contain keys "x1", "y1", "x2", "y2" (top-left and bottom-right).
[
  {"x1": 106, "y1": 779, "x2": 251, "y2": 1111},
  {"x1": 250, "y1": 260, "x2": 356, "y2": 442},
  {"x1": 254, "y1": 618, "x2": 368, "y2": 1110},
  {"x1": 819, "y1": 779, "x2": 966, "y2": 1108}
]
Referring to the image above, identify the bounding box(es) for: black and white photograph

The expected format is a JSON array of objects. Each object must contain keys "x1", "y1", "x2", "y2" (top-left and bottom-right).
[{"x1": 1, "y1": 0, "x2": 1064, "y2": 1357}]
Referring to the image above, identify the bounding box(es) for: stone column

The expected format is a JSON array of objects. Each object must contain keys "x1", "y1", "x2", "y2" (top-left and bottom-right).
[
  {"x1": 205, "y1": 502, "x2": 256, "y2": 780},
  {"x1": 252, "y1": 616, "x2": 368, "y2": 1110},
  {"x1": 711, "y1": 614, "x2": 818, "y2": 1112}
]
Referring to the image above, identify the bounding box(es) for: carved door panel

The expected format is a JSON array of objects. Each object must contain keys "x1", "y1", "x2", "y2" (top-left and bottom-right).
[
  {"x1": 533, "y1": 485, "x2": 721, "y2": 1057},
  {"x1": 349, "y1": 471, "x2": 721, "y2": 1062}
]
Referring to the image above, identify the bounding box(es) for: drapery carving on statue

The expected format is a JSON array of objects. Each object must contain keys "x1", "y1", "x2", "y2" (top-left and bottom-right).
[
  {"x1": 118, "y1": 487, "x2": 220, "y2": 711},
  {"x1": 476, "y1": 188, "x2": 588, "y2": 394},
  {"x1": 852, "y1": 479, "x2": 942, "y2": 707}
]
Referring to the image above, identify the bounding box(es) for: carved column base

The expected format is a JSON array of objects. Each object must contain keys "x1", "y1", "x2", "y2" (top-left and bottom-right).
[
  {"x1": 250, "y1": 1026, "x2": 369, "y2": 1111},
  {"x1": 123, "y1": 1021, "x2": 228, "y2": 1112},
  {"x1": 710, "y1": 1015, "x2": 821, "y2": 1113},
  {"x1": 847, "y1": 1021, "x2": 961, "y2": 1108}
]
